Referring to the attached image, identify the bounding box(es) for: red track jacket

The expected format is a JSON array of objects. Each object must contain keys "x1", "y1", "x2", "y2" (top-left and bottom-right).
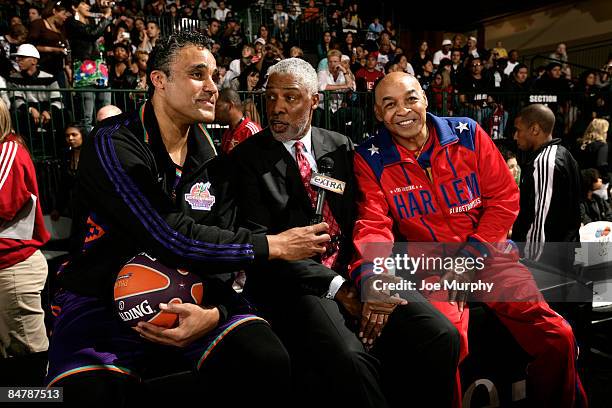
[
  {"x1": 349, "y1": 113, "x2": 519, "y2": 287},
  {"x1": 0, "y1": 135, "x2": 49, "y2": 269}
]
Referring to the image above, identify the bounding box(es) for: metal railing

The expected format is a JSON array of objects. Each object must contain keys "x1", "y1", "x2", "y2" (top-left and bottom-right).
[
  {"x1": 2, "y1": 88, "x2": 146, "y2": 160},
  {"x1": 5, "y1": 87, "x2": 611, "y2": 214},
  {"x1": 522, "y1": 40, "x2": 612, "y2": 79},
  {"x1": 3, "y1": 87, "x2": 611, "y2": 162}
]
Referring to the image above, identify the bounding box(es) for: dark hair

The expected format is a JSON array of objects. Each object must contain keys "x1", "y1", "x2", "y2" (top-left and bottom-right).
[
  {"x1": 512, "y1": 63, "x2": 528, "y2": 76},
  {"x1": 47, "y1": 0, "x2": 71, "y2": 14},
  {"x1": 218, "y1": 88, "x2": 242, "y2": 111},
  {"x1": 146, "y1": 20, "x2": 160, "y2": 28},
  {"x1": 579, "y1": 69, "x2": 598, "y2": 87},
  {"x1": 517, "y1": 103, "x2": 556, "y2": 135},
  {"x1": 392, "y1": 53, "x2": 407, "y2": 64},
  {"x1": 147, "y1": 31, "x2": 212, "y2": 97},
  {"x1": 438, "y1": 58, "x2": 452, "y2": 71},
  {"x1": 499, "y1": 147, "x2": 516, "y2": 162},
  {"x1": 69, "y1": 0, "x2": 88, "y2": 8},
  {"x1": 64, "y1": 122, "x2": 84, "y2": 132},
  {"x1": 581, "y1": 168, "x2": 601, "y2": 195},
  {"x1": 546, "y1": 61, "x2": 562, "y2": 71},
  {"x1": 237, "y1": 64, "x2": 260, "y2": 91},
  {"x1": 467, "y1": 55, "x2": 481, "y2": 65},
  {"x1": 9, "y1": 24, "x2": 28, "y2": 40},
  {"x1": 63, "y1": 122, "x2": 85, "y2": 139}
]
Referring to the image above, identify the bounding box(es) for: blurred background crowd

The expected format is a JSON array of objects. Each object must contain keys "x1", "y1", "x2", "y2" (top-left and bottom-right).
[{"x1": 0, "y1": 0, "x2": 611, "y2": 234}]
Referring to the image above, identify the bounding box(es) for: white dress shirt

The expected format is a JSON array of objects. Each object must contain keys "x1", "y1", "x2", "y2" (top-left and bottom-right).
[{"x1": 282, "y1": 127, "x2": 346, "y2": 299}]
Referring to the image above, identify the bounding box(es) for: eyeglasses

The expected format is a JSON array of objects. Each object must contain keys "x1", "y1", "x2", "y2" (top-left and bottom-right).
[{"x1": 472, "y1": 63, "x2": 482, "y2": 67}]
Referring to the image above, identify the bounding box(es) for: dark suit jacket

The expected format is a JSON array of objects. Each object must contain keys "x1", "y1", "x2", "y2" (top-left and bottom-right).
[{"x1": 230, "y1": 127, "x2": 356, "y2": 303}]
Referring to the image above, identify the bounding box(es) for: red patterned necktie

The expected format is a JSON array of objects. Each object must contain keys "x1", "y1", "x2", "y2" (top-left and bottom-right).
[{"x1": 294, "y1": 141, "x2": 341, "y2": 268}]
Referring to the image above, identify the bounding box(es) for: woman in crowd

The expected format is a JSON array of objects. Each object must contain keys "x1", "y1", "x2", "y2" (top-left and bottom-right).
[
  {"x1": 576, "y1": 118, "x2": 610, "y2": 183},
  {"x1": 230, "y1": 64, "x2": 262, "y2": 124},
  {"x1": 384, "y1": 20, "x2": 396, "y2": 42},
  {"x1": 317, "y1": 30, "x2": 333, "y2": 61},
  {"x1": 257, "y1": 24, "x2": 270, "y2": 44},
  {"x1": 51, "y1": 123, "x2": 84, "y2": 221},
  {"x1": 393, "y1": 53, "x2": 415, "y2": 75},
  {"x1": 132, "y1": 17, "x2": 146, "y2": 47},
  {"x1": 572, "y1": 70, "x2": 607, "y2": 137},
  {"x1": 66, "y1": 0, "x2": 114, "y2": 131},
  {"x1": 28, "y1": 0, "x2": 71, "y2": 88},
  {"x1": 411, "y1": 40, "x2": 431, "y2": 76},
  {"x1": 427, "y1": 70, "x2": 454, "y2": 116},
  {"x1": 0, "y1": 100, "x2": 50, "y2": 384},
  {"x1": 340, "y1": 32, "x2": 356, "y2": 57}
]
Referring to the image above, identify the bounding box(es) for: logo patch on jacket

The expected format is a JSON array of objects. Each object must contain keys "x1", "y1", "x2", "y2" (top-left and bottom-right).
[{"x1": 185, "y1": 182, "x2": 216, "y2": 211}]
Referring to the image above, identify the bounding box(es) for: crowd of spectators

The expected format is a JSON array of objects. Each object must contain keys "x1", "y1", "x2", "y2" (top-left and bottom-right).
[{"x1": 0, "y1": 0, "x2": 612, "y2": 226}]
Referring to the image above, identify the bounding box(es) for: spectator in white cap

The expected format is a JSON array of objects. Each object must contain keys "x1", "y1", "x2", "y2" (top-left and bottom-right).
[
  {"x1": 432, "y1": 39, "x2": 452, "y2": 67},
  {"x1": 464, "y1": 35, "x2": 483, "y2": 59},
  {"x1": 9, "y1": 43, "x2": 71, "y2": 147},
  {"x1": 253, "y1": 37, "x2": 265, "y2": 63}
]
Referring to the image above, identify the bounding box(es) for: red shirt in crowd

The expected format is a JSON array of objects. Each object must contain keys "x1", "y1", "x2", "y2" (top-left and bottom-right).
[
  {"x1": 221, "y1": 117, "x2": 263, "y2": 154},
  {"x1": 355, "y1": 67, "x2": 385, "y2": 91},
  {"x1": 0, "y1": 134, "x2": 50, "y2": 269}
]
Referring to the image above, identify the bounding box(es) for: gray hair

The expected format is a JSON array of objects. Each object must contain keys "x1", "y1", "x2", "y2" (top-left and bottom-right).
[{"x1": 266, "y1": 58, "x2": 318, "y2": 95}]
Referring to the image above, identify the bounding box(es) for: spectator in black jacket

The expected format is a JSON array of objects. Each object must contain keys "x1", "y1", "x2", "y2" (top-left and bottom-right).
[
  {"x1": 458, "y1": 56, "x2": 494, "y2": 123},
  {"x1": 513, "y1": 104, "x2": 582, "y2": 271},
  {"x1": 533, "y1": 62, "x2": 572, "y2": 140},
  {"x1": 108, "y1": 43, "x2": 137, "y2": 112},
  {"x1": 50, "y1": 122, "x2": 85, "y2": 221},
  {"x1": 66, "y1": 0, "x2": 114, "y2": 131},
  {"x1": 503, "y1": 63, "x2": 532, "y2": 139},
  {"x1": 580, "y1": 168, "x2": 612, "y2": 224}
]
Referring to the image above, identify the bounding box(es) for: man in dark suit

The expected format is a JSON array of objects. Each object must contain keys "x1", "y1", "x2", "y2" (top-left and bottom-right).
[{"x1": 230, "y1": 58, "x2": 461, "y2": 408}]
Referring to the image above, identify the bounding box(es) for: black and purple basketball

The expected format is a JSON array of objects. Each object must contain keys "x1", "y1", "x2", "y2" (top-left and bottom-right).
[{"x1": 113, "y1": 253, "x2": 204, "y2": 328}]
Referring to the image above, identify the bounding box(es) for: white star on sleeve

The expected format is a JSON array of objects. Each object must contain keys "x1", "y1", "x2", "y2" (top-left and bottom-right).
[
  {"x1": 368, "y1": 144, "x2": 380, "y2": 155},
  {"x1": 456, "y1": 122, "x2": 469, "y2": 133}
]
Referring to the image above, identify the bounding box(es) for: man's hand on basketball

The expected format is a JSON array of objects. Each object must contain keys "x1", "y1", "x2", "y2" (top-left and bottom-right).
[
  {"x1": 267, "y1": 222, "x2": 330, "y2": 261},
  {"x1": 133, "y1": 303, "x2": 219, "y2": 347}
]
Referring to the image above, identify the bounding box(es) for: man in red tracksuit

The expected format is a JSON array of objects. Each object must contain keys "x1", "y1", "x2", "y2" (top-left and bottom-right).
[{"x1": 349, "y1": 72, "x2": 587, "y2": 408}]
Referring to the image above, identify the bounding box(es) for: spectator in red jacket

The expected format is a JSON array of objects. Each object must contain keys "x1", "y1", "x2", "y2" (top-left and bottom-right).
[
  {"x1": 355, "y1": 53, "x2": 384, "y2": 92},
  {"x1": 216, "y1": 88, "x2": 262, "y2": 154},
  {"x1": 0, "y1": 99, "x2": 50, "y2": 370}
]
